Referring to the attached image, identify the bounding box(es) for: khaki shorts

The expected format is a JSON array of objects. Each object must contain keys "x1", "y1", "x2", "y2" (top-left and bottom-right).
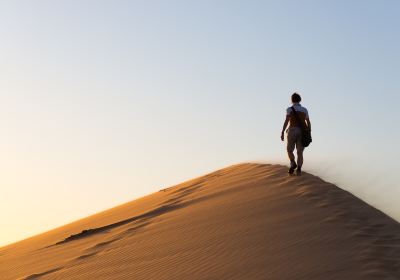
[{"x1": 287, "y1": 127, "x2": 304, "y2": 153}]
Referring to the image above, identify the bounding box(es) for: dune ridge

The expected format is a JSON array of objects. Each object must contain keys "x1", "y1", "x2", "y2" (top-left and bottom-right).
[{"x1": 0, "y1": 163, "x2": 399, "y2": 279}]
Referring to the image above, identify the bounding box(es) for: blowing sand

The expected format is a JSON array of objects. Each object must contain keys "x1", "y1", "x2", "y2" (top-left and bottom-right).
[{"x1": 0, "y1": 163, "x2": 399, "y2": 279}]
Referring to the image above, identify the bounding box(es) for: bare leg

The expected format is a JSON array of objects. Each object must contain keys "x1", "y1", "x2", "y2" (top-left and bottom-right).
[
  {"x1": 297, "y1": 148, "x2": 303, "y2": 168},
  {"x1": 296, "y1": 133, "x2": 304, "y2": 168},
  {"x1": 287, "y1": 129, "x2": 297, "y2": 170},
  {"x1": 288, "y1": 150, "x2": 295, "y2": 163}
]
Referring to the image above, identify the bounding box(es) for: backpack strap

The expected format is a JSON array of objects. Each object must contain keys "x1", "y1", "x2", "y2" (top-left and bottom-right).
[{"x1": 291, "y1": 106, "x2": 304, "y2": 129}]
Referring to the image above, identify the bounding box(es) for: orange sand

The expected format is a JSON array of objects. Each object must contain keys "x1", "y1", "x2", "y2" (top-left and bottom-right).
[{"x1": 1, "y1": 163, "x2": 399, "y2": 279}]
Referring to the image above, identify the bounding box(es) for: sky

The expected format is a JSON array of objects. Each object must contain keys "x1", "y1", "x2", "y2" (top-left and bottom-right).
[{"x1": 0, "y1": 0, "x2": 399, "y2": 247}]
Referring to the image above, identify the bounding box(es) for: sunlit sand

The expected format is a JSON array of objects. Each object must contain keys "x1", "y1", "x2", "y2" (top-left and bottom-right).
[{"x1": 1, "y1": 163, "x2": 399, "y2": 279}]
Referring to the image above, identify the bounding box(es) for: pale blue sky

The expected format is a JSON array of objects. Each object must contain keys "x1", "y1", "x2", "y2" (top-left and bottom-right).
[{"x1": 1, "y1": 0, "x2": 399, "y2": 246}]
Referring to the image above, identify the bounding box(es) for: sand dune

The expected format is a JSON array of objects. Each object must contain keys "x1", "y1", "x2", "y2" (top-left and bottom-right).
[{"x1": 0, "y1": 163, "x2": 399, "y2": 279}]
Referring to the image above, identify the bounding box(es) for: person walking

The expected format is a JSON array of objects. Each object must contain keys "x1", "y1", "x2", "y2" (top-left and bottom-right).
[{"x1": 280, "y1": 93, "x2": 311, "y2": 175}]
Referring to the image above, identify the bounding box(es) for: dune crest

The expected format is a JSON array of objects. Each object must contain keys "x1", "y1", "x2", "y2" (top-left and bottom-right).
[{"x1": 1, "y1": 163, "x2": 399, "y2": 279}]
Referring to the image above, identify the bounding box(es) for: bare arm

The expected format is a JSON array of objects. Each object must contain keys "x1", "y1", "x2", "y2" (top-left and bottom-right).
[
  {"x1": 281, "y1": 115, "x2": 290, "y2": 141},
  {"x1": 305, "y1": 117, "x2": 311, "y2": 131}
]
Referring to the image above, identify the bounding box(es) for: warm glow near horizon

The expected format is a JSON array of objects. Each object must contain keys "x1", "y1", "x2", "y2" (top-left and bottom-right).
[{"x1": 1, "y1": 1, "x2": 399, "y2": 247}]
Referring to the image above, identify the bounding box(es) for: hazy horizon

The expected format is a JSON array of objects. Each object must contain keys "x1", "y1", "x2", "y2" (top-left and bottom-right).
[{"x1": 1, "y1": 0, "x2": 399, "y2": 247}]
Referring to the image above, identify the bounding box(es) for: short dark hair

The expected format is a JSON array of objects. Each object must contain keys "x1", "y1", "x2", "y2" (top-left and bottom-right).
[{"x1": 291, "y1": 93, "x2": 301, "y2": 103}]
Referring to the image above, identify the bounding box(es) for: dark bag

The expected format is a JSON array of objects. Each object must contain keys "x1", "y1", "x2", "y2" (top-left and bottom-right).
[{"x1": 291, "y1": 107, "x2": 312, "y2": 147}]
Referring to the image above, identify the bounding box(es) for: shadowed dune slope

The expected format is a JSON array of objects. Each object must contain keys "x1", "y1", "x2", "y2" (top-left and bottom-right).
[{"x1": 1, "y1": 163, "x2": 399, "y2": 280}]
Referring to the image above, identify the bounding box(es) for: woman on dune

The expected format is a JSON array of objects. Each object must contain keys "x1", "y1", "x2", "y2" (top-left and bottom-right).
[{"x1": 280, "y1": 93, "x2": 312, "y2": 175}]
